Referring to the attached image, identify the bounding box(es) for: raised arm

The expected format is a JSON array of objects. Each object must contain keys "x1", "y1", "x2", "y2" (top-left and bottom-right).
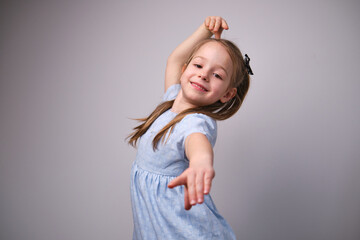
[
  {"x1": 168, "y1": 133, "x2": 215, "y2": 210},
  {"x1": 165, "y1": 16, "x2": 229, "y2": 92}
]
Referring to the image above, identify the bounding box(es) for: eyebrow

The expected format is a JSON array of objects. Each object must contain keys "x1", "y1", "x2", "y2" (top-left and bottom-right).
[{"x1": 193, "y1": 56, "x2": 228, "y2": 75}]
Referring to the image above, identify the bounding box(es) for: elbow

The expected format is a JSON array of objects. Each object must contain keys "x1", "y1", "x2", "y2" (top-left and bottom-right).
[
  {"x1": 167, "y1": 55, "x2": 180, "y2": 65},
  {"x1": 167, "y1": 52, "x2": 187, "y2": 66}
]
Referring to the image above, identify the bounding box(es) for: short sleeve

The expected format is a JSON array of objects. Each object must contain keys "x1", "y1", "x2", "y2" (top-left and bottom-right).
[
  {"x1": 162, "y1": 84, "x2": 181, "y2": 101},
  {"x1": 177, "y1": 113, "x2": 217, "y2": 149}
]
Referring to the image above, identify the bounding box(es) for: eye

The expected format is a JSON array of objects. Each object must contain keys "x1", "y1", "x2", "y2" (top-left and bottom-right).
[
  {"x1": 213, "y1": 73, "x2": 223, "y2": 80},
  {"x1": 194, "y1": 64, "x2": 202, "y2": 68}
]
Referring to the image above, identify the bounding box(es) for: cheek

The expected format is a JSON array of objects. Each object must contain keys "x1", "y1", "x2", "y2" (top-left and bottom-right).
[
  {"x1": 179, "y1": 74, "x2": 186, "y2": 84},
  {"x1": 213, "y1": 81, "x2": 228, "y2": 93},
  {"x1": 180, "y1": 70, "x2": 193, "y2": 83},
  {"x1": 180, "y1": 74, "x2": 190, "y2": 87}
]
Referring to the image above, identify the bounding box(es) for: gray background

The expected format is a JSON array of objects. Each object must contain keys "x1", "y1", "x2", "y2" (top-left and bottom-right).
[{"x1": 1, "y1": 0, "x2": 359, "y2": 239}]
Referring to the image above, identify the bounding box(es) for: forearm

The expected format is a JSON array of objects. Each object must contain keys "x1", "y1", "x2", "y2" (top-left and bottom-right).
[
  {"x1": 185, "y1": 133, "x2": 215, "y2": 198},
  {"x1": 168, "y1": 132, "x2": 215, "y2": 209},
  {"x1": 168, "y1": 23, "x2": 213, "y2": 65},
  {"x1": 185, "y1": 133, "x2": 214, "y2": 168},
  {"x1": 164, "y1": 17, "x2": 228, "y2": 91}
]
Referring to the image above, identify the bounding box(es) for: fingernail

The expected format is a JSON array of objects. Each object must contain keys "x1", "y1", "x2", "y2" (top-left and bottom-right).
[
  {"x1": 190, "y1": 200, "x2": 196, "y2": 205},
  {"x1": 198, "y1": 198, "x2": 202, "y2": 203}
]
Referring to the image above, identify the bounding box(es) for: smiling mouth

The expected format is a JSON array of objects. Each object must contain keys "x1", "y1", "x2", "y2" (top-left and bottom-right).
[{"x1": 190, "y1": 82, "x2": 208, "y2": 92}]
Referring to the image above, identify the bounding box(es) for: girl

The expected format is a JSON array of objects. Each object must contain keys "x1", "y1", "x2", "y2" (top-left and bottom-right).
[{"x1": 128, "y1": 16, "x2": 252, "y2": 240}]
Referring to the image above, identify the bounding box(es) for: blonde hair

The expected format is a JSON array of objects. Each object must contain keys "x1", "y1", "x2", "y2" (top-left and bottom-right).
[{"x1": 128, "y1": 38, "x2": 250, "y2": 150}]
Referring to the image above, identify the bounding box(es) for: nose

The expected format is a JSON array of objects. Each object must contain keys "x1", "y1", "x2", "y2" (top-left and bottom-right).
[{"x1": 198, "y1": 72, "x2": 209, "y2": 81}]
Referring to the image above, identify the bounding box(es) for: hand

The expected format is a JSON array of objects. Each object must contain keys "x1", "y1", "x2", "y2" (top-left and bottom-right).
[
  {"x1": 204, "y1": 16, "x2": 229, "y2": 39},
  {"x1": 168, "y1": 165, "x2": 215, "y2": 210}
]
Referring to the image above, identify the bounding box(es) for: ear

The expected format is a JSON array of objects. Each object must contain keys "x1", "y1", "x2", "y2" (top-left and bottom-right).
[
  {"x1": 220, "y1": 87, "x2": 237, "y2": 103},
  {"x1": 181, "y1": 64, "x2": 187, "y2": 73}
]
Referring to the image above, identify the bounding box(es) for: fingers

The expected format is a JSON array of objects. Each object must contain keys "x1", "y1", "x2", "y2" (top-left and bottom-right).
[
  {"x1": 221, "y1": 18, "x2": 229, "y2": 30},
  {"x1": 209, "y1": 17, "x2": 216, "y2": 31},
  {"x1": 168, "y1": 174, "x2": 186, "y2": 189},
  {"x1": 184, "y1": 185, "x2": 192, "y2": 210},
  {"x1": 186, "y1": 170, "x2": 197, "y2": 206},
  {"x1": 187, "y1": 169, "x2": 214, "y2": 206},
  {"x1": 214, "y1": 31, "x2": 222, "y2": 40},
  {"x1": 204, "y1": 16, "x2": 229, "y2": 39},
  {"x1": 205, "y1": 16, "x2": 219, "y2": 31},
  {"x1": 204, "y1": 169, "x2": 215, "y2": 194},
  {"x1": 168, "y1": 173, "x2": 193, "y2": 210},
  {"x1": 213, "y1": 18, "x2": 221, "y2": 32},
  {"x1": 195, "y1": 171, "x2": 204, "y2": 203},
  {"x1": 213, "y1": 21, "x2": 223, "y2": 40},
  {"x1": 205, "y1": 17, "x2": 211, "y2": 28},
  {"x1": 168, "y1": 167, "x2": 215, "y2": 210}
]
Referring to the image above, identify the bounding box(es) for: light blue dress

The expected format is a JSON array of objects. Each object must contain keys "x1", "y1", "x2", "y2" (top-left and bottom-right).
[{"x1": 130, "y1": 84, "x2": 236, "y2": 240}]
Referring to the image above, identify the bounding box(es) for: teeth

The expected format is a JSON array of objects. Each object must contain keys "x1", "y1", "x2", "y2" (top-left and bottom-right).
[{"x1": 191, "y1": 82, "x2": 206, "y2": 91}]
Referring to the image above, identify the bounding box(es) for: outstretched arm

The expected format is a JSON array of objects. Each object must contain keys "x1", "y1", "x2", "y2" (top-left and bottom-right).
[
  {"x1": 168, "y1": 133, "x2": 215, "y2": 210},
  {"x1": 165, "y1": 16, "x2": 229, "y2": 91}
]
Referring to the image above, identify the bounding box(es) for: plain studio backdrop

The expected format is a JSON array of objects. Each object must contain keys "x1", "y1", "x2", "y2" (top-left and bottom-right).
[{"x1": 0, "y1": 0, "x2": 359, "y2": 239}]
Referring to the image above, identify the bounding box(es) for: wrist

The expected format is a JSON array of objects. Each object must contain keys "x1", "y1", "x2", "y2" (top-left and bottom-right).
[
  {"x1": 189, "y1": 154, "x2": 213, "y2": 168},
  {"x1": 200, "y1": 23, "x2": 213, "y2": 37}
]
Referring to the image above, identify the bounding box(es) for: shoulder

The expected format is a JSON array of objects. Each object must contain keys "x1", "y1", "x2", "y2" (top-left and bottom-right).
[
  {"x1": 182, "y1": 113, "x2": 217, "y2": 131},
  {"x1": 162, "y1": 84, "x2": 181, "y2": 101},
  {"x1": 179, "y1": 113, "x2": 217, "y2": 147}
]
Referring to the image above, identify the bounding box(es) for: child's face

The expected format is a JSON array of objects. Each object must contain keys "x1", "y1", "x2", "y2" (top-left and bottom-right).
[{"x1": 179, "y1": 42, "x2": 236, "y2": 107}]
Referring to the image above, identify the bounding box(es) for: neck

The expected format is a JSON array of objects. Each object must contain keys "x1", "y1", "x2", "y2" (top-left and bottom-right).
[{"x1": 171, "y1": 90, "x2": 197, "y2": 114}]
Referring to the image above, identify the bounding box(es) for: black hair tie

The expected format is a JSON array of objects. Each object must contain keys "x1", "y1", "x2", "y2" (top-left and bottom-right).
[{"x1": 244, "y1": 54, "x2": 254, "y2": 75}]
